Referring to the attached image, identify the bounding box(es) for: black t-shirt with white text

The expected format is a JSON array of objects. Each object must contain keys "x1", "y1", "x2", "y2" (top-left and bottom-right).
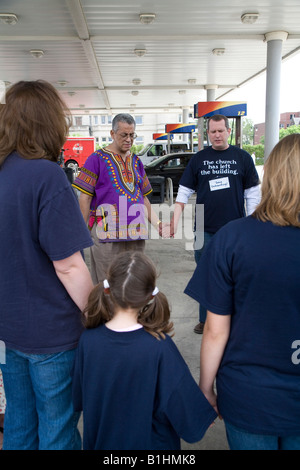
[{"x1": 179, "y1": 145, "x2": 259, "y2": 233}]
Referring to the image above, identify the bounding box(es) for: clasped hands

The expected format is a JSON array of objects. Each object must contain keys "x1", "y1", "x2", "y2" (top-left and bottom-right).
[{"x1": 157, "y1": 222, "x2": 175, "y2": 239}]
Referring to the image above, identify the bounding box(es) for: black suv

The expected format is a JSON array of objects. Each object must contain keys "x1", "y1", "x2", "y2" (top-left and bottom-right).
[{"x1": 144, "y1": 152, "x2": 196, "y2": 195}]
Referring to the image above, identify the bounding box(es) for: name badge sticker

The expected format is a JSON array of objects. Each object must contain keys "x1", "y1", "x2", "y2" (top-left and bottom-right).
[{"x1": 209, "y1": 177, "x2": 230, "y2": 191}]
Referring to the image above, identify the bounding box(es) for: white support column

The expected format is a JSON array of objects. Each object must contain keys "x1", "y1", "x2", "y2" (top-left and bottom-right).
[
  {"x1": 182, "y1": 107, "x2": 189, "y2": 142},
  {"x1": 205, "y1": 84, "x2": 218, "y2": 102},
  {"x1": 198, "y1": 118, "x2": 204, "y2": 150},
  {"x1": 264, "y1": 31, "x2": 288, "y2": 160},
  {"x1": 198, "y1": 85, "x2": 218, "y2": 149}
]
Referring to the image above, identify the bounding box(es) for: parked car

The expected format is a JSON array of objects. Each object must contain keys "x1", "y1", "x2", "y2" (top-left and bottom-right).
[
  {"x1": 137, "y1": 141, "x2": 195, "y2": 165},
  {"x1": 144, "y1": 152, "x2": 196, "y2": 196}
]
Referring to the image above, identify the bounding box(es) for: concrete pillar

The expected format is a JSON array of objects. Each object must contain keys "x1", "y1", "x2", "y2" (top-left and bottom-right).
[
  {"x1": 198, "y1": 85, "x2": 218, "y2": 149},
  {"x1": 182, "y1": 107, "x2": 189, "y2": 141},
  {"x1": 264, "y1": 31, "x2": 288, "y2": 160},
  {"x1": 205, "y1": 85, "x2": 218, "y2": 102},
  {"x1": 198, "y1": 118, "x2": 204, "y2": 150}
]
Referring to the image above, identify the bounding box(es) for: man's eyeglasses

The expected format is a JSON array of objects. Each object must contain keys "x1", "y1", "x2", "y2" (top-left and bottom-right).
[{"x1": 118, "y1": 132, "x2": 137, "y2": 140}]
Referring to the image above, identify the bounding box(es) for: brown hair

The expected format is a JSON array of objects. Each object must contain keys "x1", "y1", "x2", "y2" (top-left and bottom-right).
[
  {"x1": 0, "y1": 80, "x2": 71, "y2": 166},
  {"x1": 207, "y1": 114, "x2": 230, "y2": 131},
  {"x1": 84, "y1": 251, "x2": 173, "y2": 339},
  {"x1": 252, "y1": 133, "x2": 300, "y2": 227}
]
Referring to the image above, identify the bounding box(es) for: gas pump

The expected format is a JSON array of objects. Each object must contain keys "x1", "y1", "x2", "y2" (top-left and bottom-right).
[
  {"x1": 164, "y1": 123, "x2": 196, "y2": 153},
  {"x1": 194, "y1": 101, "x2": 247, "y2": 150}
]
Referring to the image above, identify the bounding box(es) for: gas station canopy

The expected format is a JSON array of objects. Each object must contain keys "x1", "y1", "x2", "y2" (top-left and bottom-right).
[{"x1": 0, "y1": 0, "x2": 299, "y2": 116}]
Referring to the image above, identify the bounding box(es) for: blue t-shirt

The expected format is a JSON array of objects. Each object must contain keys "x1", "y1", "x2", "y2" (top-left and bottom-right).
[
  {"x1": 179, "y1": 145, "x2": 259, "y2": 233},
  {"x1": 72, "y1": 326, "x2": 217, "y2": 450},
  {"x1": 0, "y1": 152, "x2": 93, "y2": 354},
  {"x1": 185, "y1": 216, "x2": 300, "y2": 436}
]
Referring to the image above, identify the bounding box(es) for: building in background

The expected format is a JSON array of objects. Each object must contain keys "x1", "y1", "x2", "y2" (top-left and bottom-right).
[
  {"x1": 69, "y1": 110, "x2": 196, "y2": 149},
  {"x1": 254, "y1": 111, "x2": 300, "y2": 145}
]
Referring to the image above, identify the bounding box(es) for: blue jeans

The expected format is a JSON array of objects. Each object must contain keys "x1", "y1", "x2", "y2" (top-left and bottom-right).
[
  {"x1": 1, "y1": 348, "x2": 81, "y2": 450},
  {"x1": 194, "y1": 231, "x2": 214, "y2": 323},
  {"x1": 225, "y1": 421, "x2": 300, "y2": 450}
]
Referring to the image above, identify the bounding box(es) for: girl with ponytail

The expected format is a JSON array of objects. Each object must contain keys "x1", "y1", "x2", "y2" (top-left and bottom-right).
[
  {"x1": 83, "y1": 251, "x2": 173, "y2": 339},
  {"x1": 72, "y1": 251, "x2": 216, "y2": 450}
]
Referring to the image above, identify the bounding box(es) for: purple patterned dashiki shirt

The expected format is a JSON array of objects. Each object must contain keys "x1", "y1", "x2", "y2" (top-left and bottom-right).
[{"x1": 73, "y1": 149, "x2": 152, "y2": 242}]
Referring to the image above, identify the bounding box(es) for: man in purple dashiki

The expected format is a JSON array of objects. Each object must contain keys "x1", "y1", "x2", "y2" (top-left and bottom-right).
[{"x1": 73, "y1": 114, "x2": 163, "y2": 283}]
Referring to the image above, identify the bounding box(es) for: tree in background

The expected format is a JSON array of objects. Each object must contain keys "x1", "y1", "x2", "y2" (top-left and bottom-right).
[
  {"x1": 279, "y1": 124, "x2": 300, "y2": 139},
  {"x1": 243, "y1": 121, "x2": 300, "y2": 166},
  {"x1": 242, "y1": 118, "x2": 255, "y2": 145},
  {"x1": 242, "y1": 118, "x2": 264, "y2": 165}
]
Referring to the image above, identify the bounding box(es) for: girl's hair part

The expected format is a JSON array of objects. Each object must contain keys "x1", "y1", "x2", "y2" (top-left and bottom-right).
[{"x1": 83, "y1": 251, "x2": 173, "y2": 339}]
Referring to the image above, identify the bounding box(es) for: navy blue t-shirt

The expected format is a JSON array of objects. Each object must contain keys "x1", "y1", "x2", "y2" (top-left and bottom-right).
[
  {"x1": 72, "y1": 326, "x2": 217, "y2": 450},
  {"x1": 185, "y1": 216, "x2": 300, "y2": 436},
  {"x1": 0, "y1": 153, "x2": 93, "y2": 354},
  {"x1": 179, "y1": 145, "x2": 259, "y2": 233}
]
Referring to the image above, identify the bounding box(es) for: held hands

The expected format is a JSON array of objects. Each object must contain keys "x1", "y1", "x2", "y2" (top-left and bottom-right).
[
  {"x1": 161, "y1": 223, "x2": 173, "y2": 238},
  {"x1": 157, "y1": 222, "x2": 175, "y2": 239},
  {"x1": 201, "y1": 388, "x2": 222, "y2": 420},
  {"x1": 164, "y1": 215, "x2": 177, "y2": 238}
]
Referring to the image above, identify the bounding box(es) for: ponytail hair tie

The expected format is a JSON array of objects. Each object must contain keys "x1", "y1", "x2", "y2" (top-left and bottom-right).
[
  {"x1": 103, "y1": 279, "x2": 110, "y2": 293},
  {"x1": 152, "y1": 286, "x2": 159, "y2": 296}
]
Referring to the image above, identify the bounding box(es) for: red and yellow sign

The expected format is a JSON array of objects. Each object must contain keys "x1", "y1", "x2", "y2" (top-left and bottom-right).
[
  {"x1": 165, "y1": 123, "x2": 196, "y2": 133},
  {"x1": 194, "y1": 101, "x2": 247, "y2": 118}
]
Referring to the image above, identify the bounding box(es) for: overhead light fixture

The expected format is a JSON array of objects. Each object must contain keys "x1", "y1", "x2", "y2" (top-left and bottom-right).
[
  {"x1": 57, "y1": 80, "x2": 68, "y2": 86},
  {"x1": 132, "y1": 78, "x2": 141, "y2": 85},
  {"x1": 212, "y1": 48, "x2": 225, "y2": 56},
  {"x1": 139, "y1": 13, "x2": 156, "y2": 25},
  {"x1": 131, "y1": 90, "x2": 139, "y2": 96},
  {"x1": 68, "y1": 91, "x2": 76, "y2": 96},
  {"x1": 134, "y1": 48, "x2": 147, "y2": 57},
  {"x1": 179, "y1": 90, "x2": 186, "y2": 95},
  {"x1": 30, "y1": 49, "x2": 44, "y2": 59},
  {"x1": 0, "y1": 13, "x2": 18, "y2": 25},
  {"x1": 188, "y1": 79, "x2": 197, "y2": 85},
  {"x1": 241, "y1": 13, "x2": 259, "y2": 24}
]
